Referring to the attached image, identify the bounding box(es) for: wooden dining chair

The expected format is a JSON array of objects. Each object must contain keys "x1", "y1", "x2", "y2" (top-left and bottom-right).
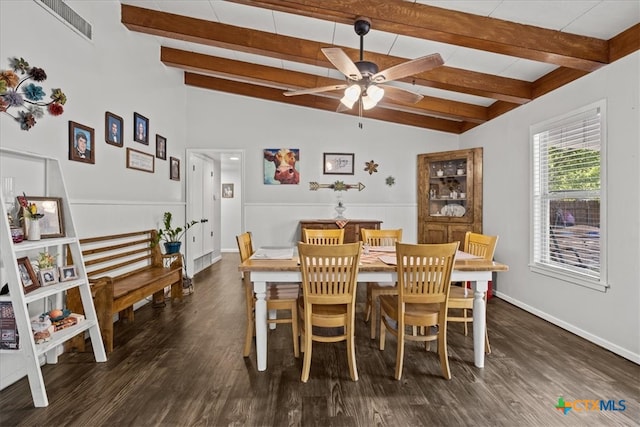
[
  {"x1": 297, "y1": 241, "x2": 362, "y2": 382},
  {"x1": 302, "y1": 228, "x2": 344, "y2": 245},
  {"x1": 236, "y1": 232, "x2": 299, "y2": 359},
  {"x1": 360, "y1": 228, "x2": 403, "y2": 339},
  {"x1": 447, "y1": 231, "x2": 498, "y2": 353},
  {"x1": 379, "y1": 241, "x2": 458, "y2": 380}
]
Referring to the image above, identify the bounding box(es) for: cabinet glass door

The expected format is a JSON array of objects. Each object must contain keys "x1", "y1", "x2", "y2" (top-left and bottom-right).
[{"x1": 428, "y1": 156, "x2": 467, "y2": 218}]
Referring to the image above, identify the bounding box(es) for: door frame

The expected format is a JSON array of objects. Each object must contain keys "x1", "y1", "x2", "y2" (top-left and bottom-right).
[{"x1": 185, "y1": 148, "x2": 244, "y2": 273}]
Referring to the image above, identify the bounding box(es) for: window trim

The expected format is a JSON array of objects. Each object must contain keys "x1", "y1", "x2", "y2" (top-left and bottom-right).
[{"x1": 529, "y1": 100, "x2": 608, "y2": 292}]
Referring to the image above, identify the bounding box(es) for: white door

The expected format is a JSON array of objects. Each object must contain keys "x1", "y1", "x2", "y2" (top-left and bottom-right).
[
  {"x1": 186, "y1": 153, "x2": 216, "y2": 275},
  {"x1": 188, "y1": 154, "x2": 204, "y2": 259},
  {"x1": 202, "y1": 158, "x2": 215, "y2": 254}
]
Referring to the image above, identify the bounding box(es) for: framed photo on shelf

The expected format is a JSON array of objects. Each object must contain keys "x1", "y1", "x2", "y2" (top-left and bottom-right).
[
  {"x1": 39, "y1": 268, "x2": 57, "y2": 286},
  {"x1": 69, "y1": 121, "x2": 95, "y2": 164},
  {"x1": 323, "y1": 153, "x2": 354, "y2": 175},
  {"x1": 18, "y1": 196, "x2": 65, "y2": 238},
  {"x1": 59, "y1": 265, "x2": 78, "y2": 282},
  {"x1": 170, "y1": 157, "x2": 180, "y2": 181},
  {"x1": 126, "y1": 148, "x2": 155, "y2": 173},
  {"x1": 17, "y1": 257, "x2": 39, "y2": 294},
  {"x1": 156, "y1": 134, "x2": 167, "y2": 160},
  {"x1": 105, "y1": 111, "x2": 123, "y2": 147},
  {"x1": 133, "y1": 112, "x2": 149, "y2": 145}
]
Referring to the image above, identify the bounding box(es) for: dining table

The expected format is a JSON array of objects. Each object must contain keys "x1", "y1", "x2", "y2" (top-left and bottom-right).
[{"x1": 238, "y1": 246, "x2": 509, "y2": 372}]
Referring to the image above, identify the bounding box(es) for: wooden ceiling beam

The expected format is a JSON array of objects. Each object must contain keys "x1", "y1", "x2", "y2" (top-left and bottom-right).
[
  {"x1": 184, "y1": 72, "x2": 465, "y2": 133},
  {"x1": 231, "y1": 0, "x2": 610, "y2": 71},
  {"x1": 161, "y1": 47, "x2": 488, "y2": 123},
  {"x1": 122, "y1": 4, "x2": 531, "y2": 103}
]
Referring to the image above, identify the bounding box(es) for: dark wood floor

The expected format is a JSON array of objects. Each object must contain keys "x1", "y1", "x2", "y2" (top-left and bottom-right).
[{"x1": 1, "y1": 254, "x2": 638, "y2": 426}]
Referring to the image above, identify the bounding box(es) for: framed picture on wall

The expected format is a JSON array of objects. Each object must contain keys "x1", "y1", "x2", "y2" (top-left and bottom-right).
[
  {"x1": 170, "y1": 157, "x2": 180, "y2": 181},
  {"x1": 133, "y1": 112, "x2": 149, "y2": 145},
  {"x1": 222, "y1": 183, "x2": 234, "y2": 198},
  {"x1": 156, "y1": 134, "x2": 167, "y2": 160},
  {"x1": 323, "y1": 153, "x2": 354, "y2": 175},
  {"x1": 105, "y1": 111, "x2": 123, "y2": 147},
  {"x1": 126, "y1": 148, "x2": 155, "y2": 173},
  {"x1": 69, "y1": 121, "x2": 95, "y2": 164},
  {"x1": 263, "y1": 148, "x2": 300, "y2": 185}
]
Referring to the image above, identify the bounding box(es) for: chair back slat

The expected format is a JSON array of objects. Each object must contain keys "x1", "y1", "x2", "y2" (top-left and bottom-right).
[
  {"x1": 298, "y1": 242, "x2": 361, "y2": 305},
  {"x1": 464, "y1": 232, "x2": 498, "y2": 260},
  {"x1": 302, "y1": 228, "x2": 345, "y2": 245},
  {"x1": 396, "y1": 242, "x2": 458, "y2": 305},
  {"x1": 361, "y1": 228, "x2": 402, "y2": 246}
]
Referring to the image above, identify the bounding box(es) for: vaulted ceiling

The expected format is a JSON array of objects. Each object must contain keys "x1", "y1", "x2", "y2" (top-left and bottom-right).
[{"x1": 121, "y1": 0, "x2": 639, "y2": 134}]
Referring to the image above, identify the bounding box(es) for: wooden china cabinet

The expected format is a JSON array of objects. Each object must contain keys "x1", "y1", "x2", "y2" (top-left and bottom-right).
[{"x1": 417, "y1": 147, "x2": 483, "y2": 244}]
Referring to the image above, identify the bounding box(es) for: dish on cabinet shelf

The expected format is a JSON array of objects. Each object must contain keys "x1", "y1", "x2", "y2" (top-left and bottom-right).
[{"x1": 440, "y1": 204, "x2": 466, "y2": 217}]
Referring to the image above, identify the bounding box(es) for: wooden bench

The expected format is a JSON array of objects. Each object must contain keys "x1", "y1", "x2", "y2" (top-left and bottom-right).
[{"x1": 67, "y1": 230, "x2": 183, "y2": 353}]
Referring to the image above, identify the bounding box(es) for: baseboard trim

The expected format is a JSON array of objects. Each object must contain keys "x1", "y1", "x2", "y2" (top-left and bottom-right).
[{"x1": 494, "y1": 291, "x2": 639, "y2": 365}]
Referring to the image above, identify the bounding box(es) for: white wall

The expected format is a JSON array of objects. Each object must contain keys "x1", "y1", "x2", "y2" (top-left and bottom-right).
[
  {"x1": 186, "y1": 87, "x2": 458, "y2": 248},
  {"x1": 0, "y1": 0, "x2": 188, "y2": 234},
  {"x1": 460, "y1": 52, "x2": 640, "y2": 363}
]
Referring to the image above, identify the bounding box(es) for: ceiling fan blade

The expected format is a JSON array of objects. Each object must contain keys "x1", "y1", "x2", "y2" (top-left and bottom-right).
[
  {"x1": 380, "y1": 85, "x2": 424, "y2": 104},
  {"x1": 284, "y1": 84, "x2": 347, "y2": 97},
  {"x1": 372, "y1": 53, "x2": 444, "y2": 83},
  {"x1": 321, "y1": 47, "x2": 362, "y2": 80}
]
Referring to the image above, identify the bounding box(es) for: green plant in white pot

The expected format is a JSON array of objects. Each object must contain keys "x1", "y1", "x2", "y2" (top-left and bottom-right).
[{"x1": 153, "y1": 212, "x2": 198, "y2": 254}]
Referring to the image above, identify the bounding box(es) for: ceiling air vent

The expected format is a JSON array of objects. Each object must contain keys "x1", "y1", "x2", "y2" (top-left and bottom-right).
[{"x1": 35, "y1": 0, "x2": 92, "y2": 41}]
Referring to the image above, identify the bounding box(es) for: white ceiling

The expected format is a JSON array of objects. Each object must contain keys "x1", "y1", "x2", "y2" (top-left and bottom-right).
[{"x1": 120, "y1": 0, "x2": 639, "y2": 113}]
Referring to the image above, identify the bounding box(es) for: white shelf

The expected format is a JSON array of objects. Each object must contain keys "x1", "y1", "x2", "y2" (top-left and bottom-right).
[
  {"x1": 33, "y1": 319, "x2": 97, "y2": 357},
  {"x1": 0, "y1": 148, "x2": 106, "y2": 407},
  {"x1": 12, "y1": 237, "x2": 77, "y2": 253}
]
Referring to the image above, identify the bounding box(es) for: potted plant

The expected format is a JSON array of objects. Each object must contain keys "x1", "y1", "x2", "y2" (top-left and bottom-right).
[{"x1": 153, "y1": 212, "x2": 198, "y2": 254}]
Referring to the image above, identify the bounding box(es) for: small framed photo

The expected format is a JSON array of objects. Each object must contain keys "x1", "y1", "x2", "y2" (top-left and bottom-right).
[
  {"x1": 170, "y1": 157, "x2": 180, "y2": 181},
  {"x1": 133, "y1": 112, "x2": 149, "y2": 145},
  {"x1": 19, "y1": 196, "x2": 65, "y2": 238},
  {"x1": 69, "y1": 121, "x2": 95, "y2": 164},
  {"x1": 222, "y1": 183, "x2": 234, "y2": 198},
  {"x1": 39, "y1": 267, "x2": 57, "y2": 286},
  {"x1": 105, "y1": 111, "x2": 123, "y2": 147},
  {"x1": 126, "y1": 148, "x2": 155, "y2": 173},
  {"x1": 323, "y1": 153, "x2": 354, "y2": 175},
  {"x1": 156, "y1": 134, "x2": 167, "y2": 160},
  {"x1": 59, "y1": 265, "x2": 78, "y2": 282},
  {"x1": 17, "y1": 257, "x2": 39, "y2": 294}
]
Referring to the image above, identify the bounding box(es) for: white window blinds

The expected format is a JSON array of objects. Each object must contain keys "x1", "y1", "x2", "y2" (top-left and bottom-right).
[{"x1": 531, "y1": 102, "x2": 605, "y2": 288}]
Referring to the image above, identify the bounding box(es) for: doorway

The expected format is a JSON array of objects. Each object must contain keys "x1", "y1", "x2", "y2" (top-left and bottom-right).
[{"x1": 186, "y1": 149, "x2": 244, "y2": 275}]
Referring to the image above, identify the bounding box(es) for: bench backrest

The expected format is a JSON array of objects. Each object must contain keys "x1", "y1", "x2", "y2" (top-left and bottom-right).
[{"x1": 77, "y1": 230, "x2": 163, "y2": 281}]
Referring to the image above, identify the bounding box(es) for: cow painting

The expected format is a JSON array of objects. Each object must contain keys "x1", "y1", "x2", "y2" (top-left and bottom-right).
[{"x1": 264, "y1": 148, "x2": 300, "y2": 185}]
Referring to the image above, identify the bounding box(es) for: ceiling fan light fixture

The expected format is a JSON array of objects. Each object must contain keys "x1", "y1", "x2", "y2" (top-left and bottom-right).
[
  {"x1": 361, "y1": 94, "x2": 377, "y2": 110},
  {"x1": 340, "y1": 84, "x2": 361, "y2": 109},
  {"x1": 368, "y1": 85, "x2": 384, "y2": 103}
]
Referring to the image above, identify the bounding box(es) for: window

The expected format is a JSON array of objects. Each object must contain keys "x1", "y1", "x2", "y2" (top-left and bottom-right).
[{"x1": 530, "y1": 101, "x2": 607, "y2": 291}]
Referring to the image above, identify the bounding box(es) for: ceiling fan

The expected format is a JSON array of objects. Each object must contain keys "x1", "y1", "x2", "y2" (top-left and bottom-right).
[{"x1": 283, "y1": 17, "x2": 444, "y2": 111}]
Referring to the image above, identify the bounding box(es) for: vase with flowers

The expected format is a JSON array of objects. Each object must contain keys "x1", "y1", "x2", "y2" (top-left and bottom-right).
[{"x1": 17, "y1": 193, "x2": 44, "y2": 240}]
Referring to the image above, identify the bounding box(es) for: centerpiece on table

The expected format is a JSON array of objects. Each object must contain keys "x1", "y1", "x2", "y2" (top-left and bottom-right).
[{"x1": 152, "y1": 212, "x2": 199, "y2": 254}]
